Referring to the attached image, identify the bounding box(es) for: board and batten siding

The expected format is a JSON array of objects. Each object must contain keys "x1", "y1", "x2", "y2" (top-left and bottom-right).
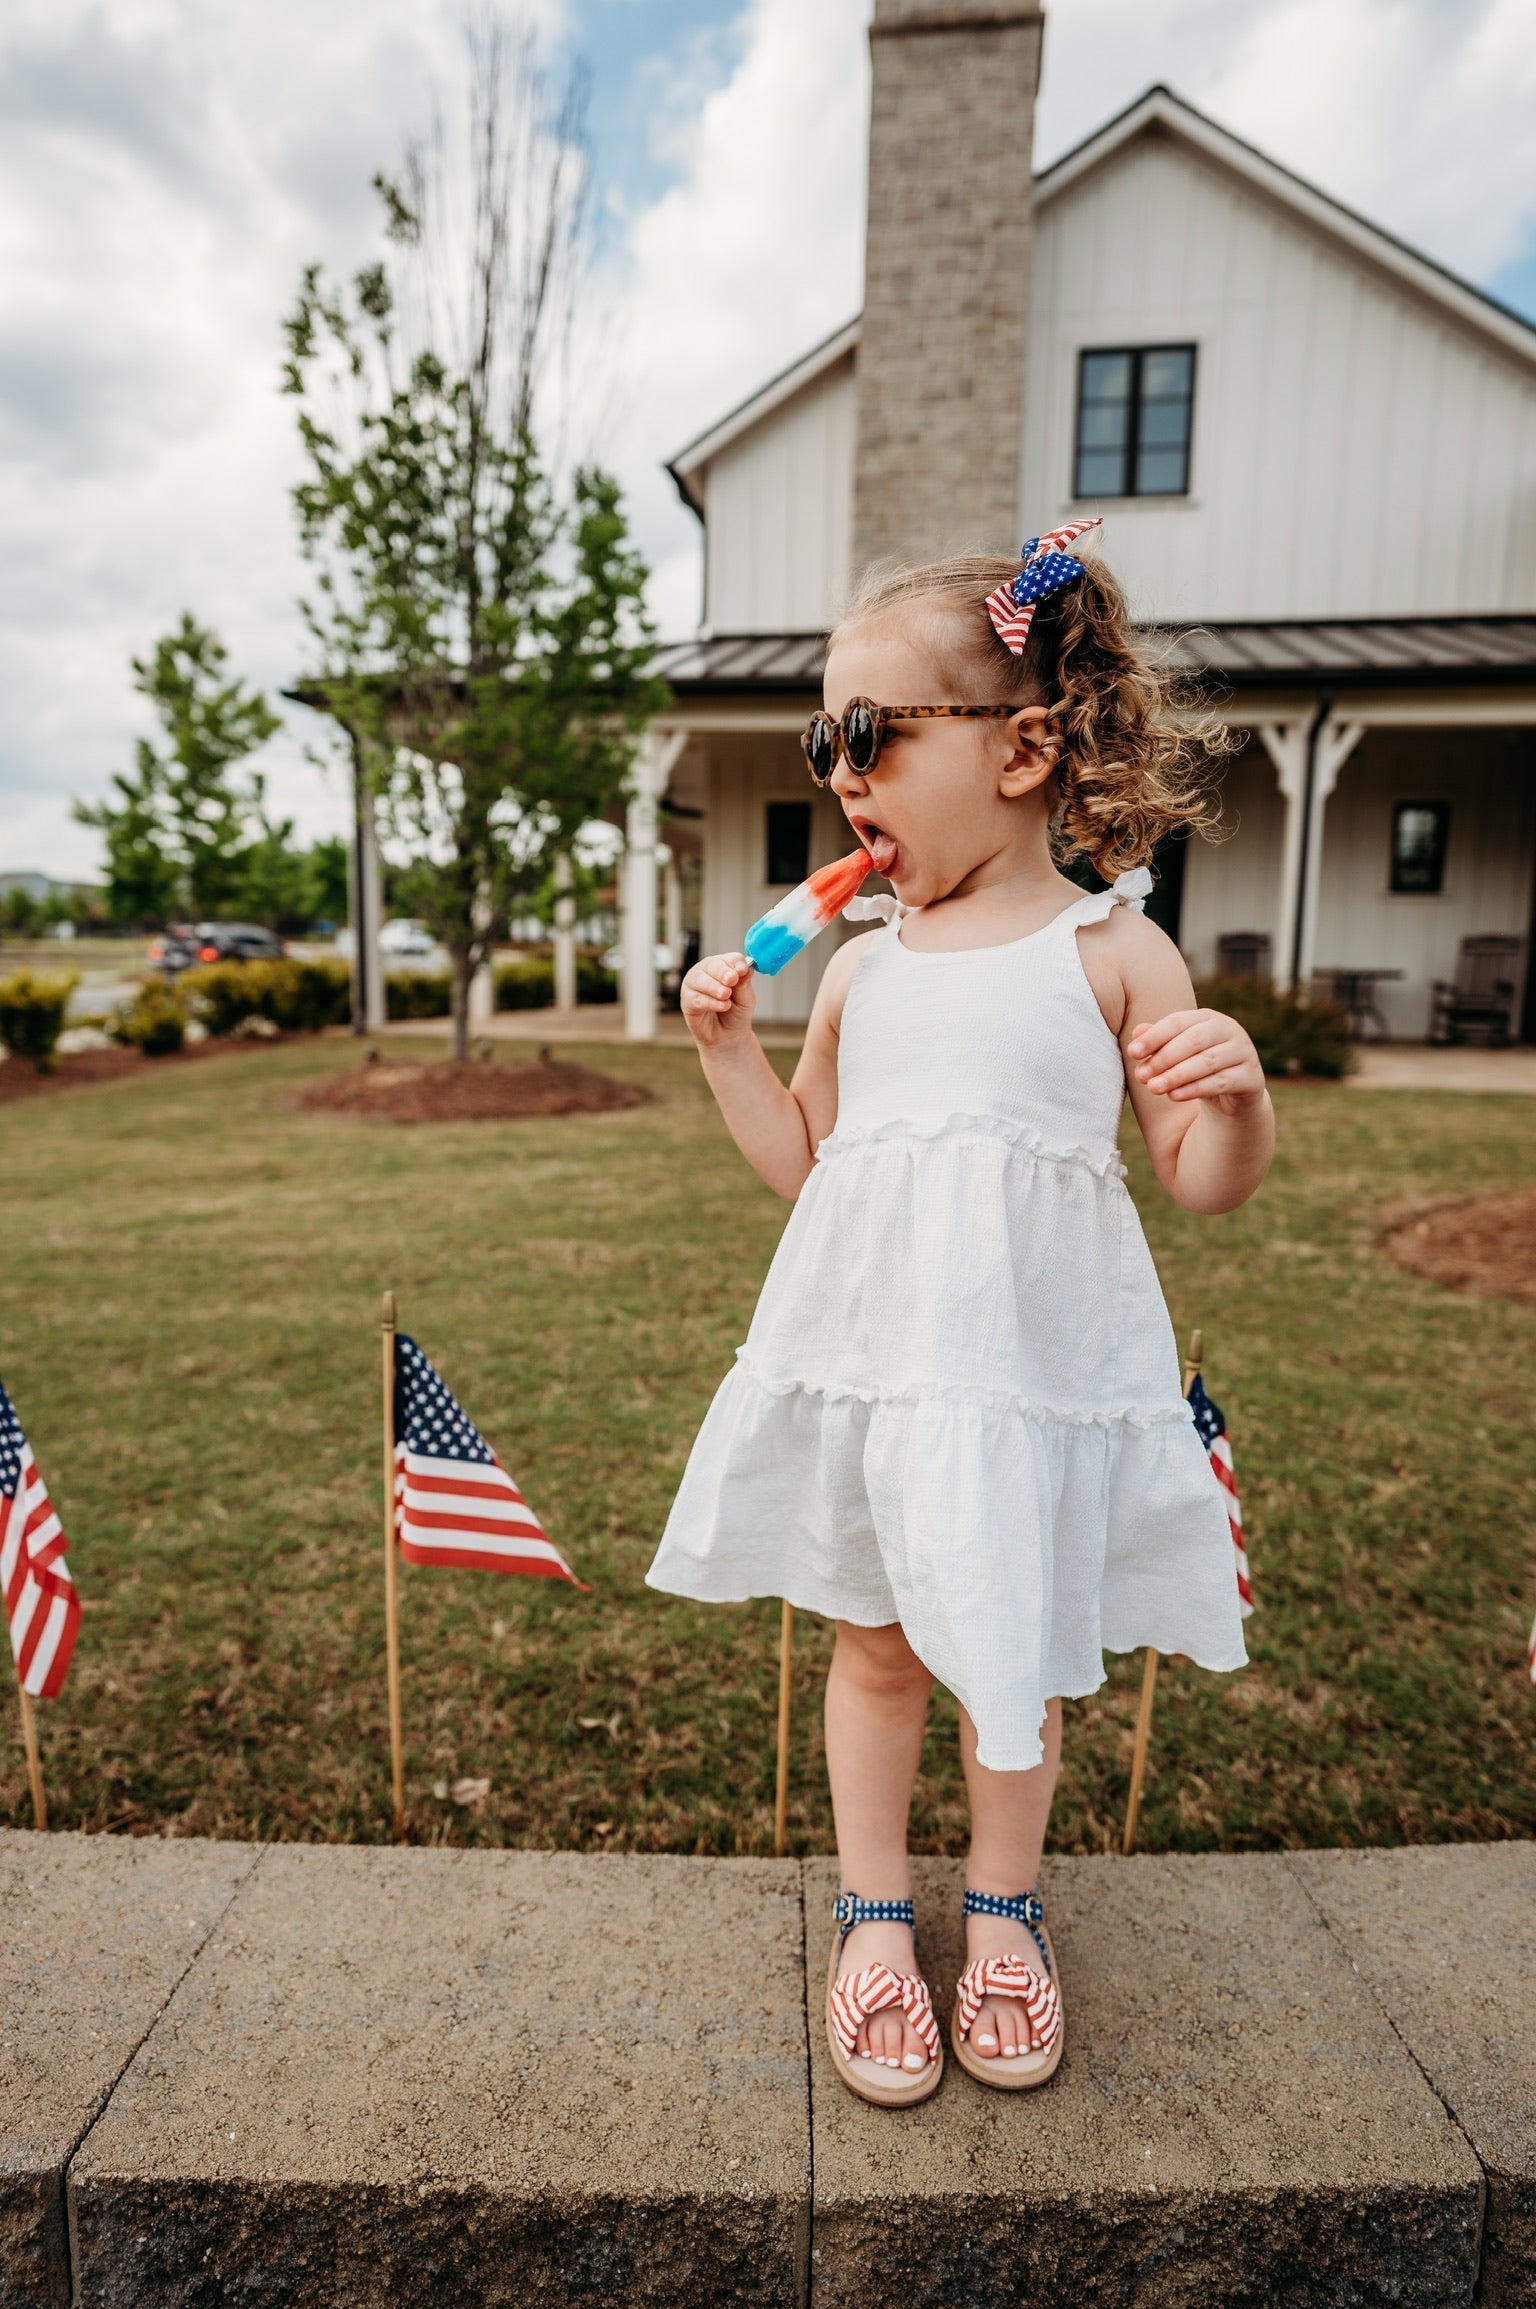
[
  {"x1": 702, "y1": 738, "x2": 869, "y2": 1023},
  {"x1": 703, "y1": 357, "x2": 857, "y2": 634},
  {"x1": 1022, "y1": 128, "x2": 1536, "y2": 621}
]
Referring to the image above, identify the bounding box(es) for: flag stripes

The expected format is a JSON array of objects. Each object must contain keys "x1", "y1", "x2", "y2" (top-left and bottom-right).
[
  {"x1": 393, "y1": 1334, "x2": 586, "y2": 1588},
  {"x1": 1207, "y1": 1430, "x2": 1252, "y2": 1616},
  {"x1": 1, "y1": 1379, "x2": 82, "y2": 1699},
  {"x1": 1186, "y1": 1369, "x2": 1253, "y2": 1621}
]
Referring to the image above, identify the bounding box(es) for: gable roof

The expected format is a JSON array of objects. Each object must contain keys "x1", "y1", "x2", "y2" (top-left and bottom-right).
[
  {"x1": 1042, "y1": 85, "x2": 1536, "y2": 366},
  {"x1": 667, "y1": 320, "x2": 858, "y2": 517},
  {"x1": 665, "y1": 83, "x2": 1536, "y2": 508}
]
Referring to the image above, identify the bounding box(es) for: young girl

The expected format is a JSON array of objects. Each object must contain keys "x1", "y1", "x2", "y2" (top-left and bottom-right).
[{"x1": 647, "y1": 524, "x2": 1273, "y2": 2108}]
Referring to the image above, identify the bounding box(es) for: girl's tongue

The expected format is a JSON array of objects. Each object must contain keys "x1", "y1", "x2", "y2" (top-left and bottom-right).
[{"x1": 865, "y1": 829, "x2": 899, "y2": 878}]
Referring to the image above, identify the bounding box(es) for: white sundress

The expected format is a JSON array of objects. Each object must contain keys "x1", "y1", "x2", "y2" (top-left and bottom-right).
[{"x1": 646, "y1": 874, "x2": 1249, "y2": 1770}]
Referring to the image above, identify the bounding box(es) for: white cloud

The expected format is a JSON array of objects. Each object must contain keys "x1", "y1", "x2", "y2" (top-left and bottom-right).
[
  {"x1": 0, "y1": 0, "x2": 561, "y2": 881},
  {"x1": 594, "y1": 0, "x2": 869, "y2": 638},
  {"x1": 1037, "y1": 0, "x2": 1536, "y2": 280}
]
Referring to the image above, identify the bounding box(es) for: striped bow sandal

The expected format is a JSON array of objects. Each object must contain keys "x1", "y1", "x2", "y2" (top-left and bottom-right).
[
  {"x1": 951, "y1": 1888, "x2": 1064, "y2": 2090},
  {"x1": 825, "y1": 1892, "x2": 943, "y2": 2108}
]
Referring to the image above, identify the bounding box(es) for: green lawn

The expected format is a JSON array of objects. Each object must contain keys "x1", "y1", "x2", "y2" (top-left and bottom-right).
[{"x1": 2, "y1": 1034, "x2": 1533, "y2": 1856}]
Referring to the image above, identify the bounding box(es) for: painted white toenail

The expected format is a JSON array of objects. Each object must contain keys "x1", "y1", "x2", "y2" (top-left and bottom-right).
[
  {"x1": 976, "y1": 2034, "x2": 996, "y2": 2048},
  {"x1": 1002, "y1": 2045, "x2": 1017, "y2": 2057},
  {"x1": 903, "y1": 2054, "x2": 925, "y2": 2071}
]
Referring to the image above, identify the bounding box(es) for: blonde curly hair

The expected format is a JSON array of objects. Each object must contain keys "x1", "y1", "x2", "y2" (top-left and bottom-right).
[{"x1": 831, "y1": 552, "x2": 1232, "y2": 881}]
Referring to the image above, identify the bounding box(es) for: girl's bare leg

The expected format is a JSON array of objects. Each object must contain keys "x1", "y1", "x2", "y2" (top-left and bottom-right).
[
  {"x1": 960, "y1": 1697, "x2": 1063, "y2": 2058},
  {"x1": 824, "y1": 1619, "x2": 934, "y2": 2071}
]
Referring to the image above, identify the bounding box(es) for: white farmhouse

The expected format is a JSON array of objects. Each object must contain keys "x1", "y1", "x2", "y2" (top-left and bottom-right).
[{"x1": 620, "y1": 5, "x2": 1536, "y2": 1045}]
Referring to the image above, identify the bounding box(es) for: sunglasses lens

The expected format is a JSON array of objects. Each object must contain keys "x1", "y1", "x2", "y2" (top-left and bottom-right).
[
  {"x1": 806, "y1": 716, "x2": 837, "y2": 784},
  {"x1": 844, "y1": 703, "x2": 879, "y2": 772}
]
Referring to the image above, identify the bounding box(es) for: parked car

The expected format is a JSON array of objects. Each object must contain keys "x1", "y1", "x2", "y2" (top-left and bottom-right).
[
  {"x1": 186, "y1": 923, "x2": 285, "y2": 965},
  {"x1": 147, "y1": 924, "x2": 201, "y2": 975},
  {"x1": 379, "y1": 917, "x2": 438, "y2": 957}
]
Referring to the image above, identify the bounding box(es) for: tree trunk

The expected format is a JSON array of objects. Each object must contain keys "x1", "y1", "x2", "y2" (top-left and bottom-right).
[{"x1": 451, "y1": 950, "x2": 472, "y2": 1063}]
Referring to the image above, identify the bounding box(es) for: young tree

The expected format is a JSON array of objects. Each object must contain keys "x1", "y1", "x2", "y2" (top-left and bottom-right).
[
  {"x1": 283, "y1": 20, "x2": 665, "y2": 1057},
  {"x1": 75, "y1": 616, "x2": 281, "y2": 925}
]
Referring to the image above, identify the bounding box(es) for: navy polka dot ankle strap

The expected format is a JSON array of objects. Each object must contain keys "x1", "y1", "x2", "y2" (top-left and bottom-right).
[
  {"x1": 964, "y1": 1887, "x2": 1050, "y2": 1975},
  {"x1": 963, "y1": 1888, "x2": 1044, "y2": 1927},
  {"x1": 834, "y1": 1892, "x2": 915, "y2": 1939}
]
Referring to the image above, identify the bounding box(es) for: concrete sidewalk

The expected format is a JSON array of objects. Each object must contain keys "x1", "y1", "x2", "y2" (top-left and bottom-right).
[{"x1": 2, "y1": 1833, "x2": 1530, "y2": 2306}]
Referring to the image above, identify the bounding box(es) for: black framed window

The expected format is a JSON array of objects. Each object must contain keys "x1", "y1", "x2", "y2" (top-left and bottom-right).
[
  {"x1": 1390, "y1": 801, "x2": 1450, "y2": 894},
  {"x1": 1074, "y1": 344, "x2": 1196, "y2": 498},
  {"x1": 765, "y1": 800, "x2": 811, "y2": 887}
]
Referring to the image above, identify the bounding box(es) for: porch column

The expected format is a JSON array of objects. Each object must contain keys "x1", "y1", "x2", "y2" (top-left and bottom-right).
[
  {"x1": 662, "y1": 846, "x2": 683, "y2": 971},
  {"x1": 1255, "y1": 710, "x2": 1364, "y2": 987},
  {"x1": 350, "y1": 744, "x2": 387, "y2": 1037},
  {"x1": 1254, "y1": 718, "x2": 1310, "y2": 986},
  {"x1": 468, "y1": 880, "x2": 495, "y2": 1029},
  {"x1": 552, "y1": 850, "x2": 577, "y2": 1013},
  {"x1": 1297, "y1": 718, "x2": 1366, "y2": 985},
  {"x1": 623, "y1": 730, "x2": 686, "y2": 1042}
]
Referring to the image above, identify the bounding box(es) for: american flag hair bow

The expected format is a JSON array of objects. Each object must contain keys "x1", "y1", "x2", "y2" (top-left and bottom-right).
[{"x1": 985, "y1": 518, "x2": 1103, "y2": 657}]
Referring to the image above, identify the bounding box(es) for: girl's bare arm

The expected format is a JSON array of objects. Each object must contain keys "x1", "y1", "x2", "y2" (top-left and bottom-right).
[
  {"x1": 1080, "y1": 908, "x2": 1275, "y2": 1214},
  {"x1": 680, "y1": 936, "x2": 865, "y2": 1199}
]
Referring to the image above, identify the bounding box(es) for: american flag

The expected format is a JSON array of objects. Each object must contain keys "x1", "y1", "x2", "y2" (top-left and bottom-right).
[
  {"x1": 1188, "y1": 1371, "x2": 1253, "y2": 1618},
  {"x1": 985, "y1": 516, "x2": 1103, "y2": 655},
  {"x1": 394, "y1": 1335, "x2": 586, "y2": 1587},
  {"x1": 1, "y1": 1375, "x2": 82, "y2": 1698}
]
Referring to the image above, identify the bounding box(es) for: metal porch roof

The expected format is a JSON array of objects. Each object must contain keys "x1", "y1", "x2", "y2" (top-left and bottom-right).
[{"x1": 655, "y1": 615, "x2": 1536, "y2": 697}]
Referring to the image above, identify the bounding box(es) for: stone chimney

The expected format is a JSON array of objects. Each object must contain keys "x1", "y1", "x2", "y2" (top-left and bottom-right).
[{"x1": 852, "y1": 0, "x2": 1045, "y2": 577}]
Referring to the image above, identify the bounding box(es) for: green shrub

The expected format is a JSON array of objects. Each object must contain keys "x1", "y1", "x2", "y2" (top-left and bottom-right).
[
  {"x1": 178, "y1": 962, "x2": 259, "y2": 1036},
  {"x1": 494, "y1": 954, "x2": 618, "y2": 1010},
  {"x1": 1193, "y1": 976, "x2": 1351, "y2": 1080},
  {"x1": 181, "y1": 958, "x2": 351, "y2": 1036},
  {"x1": 578, "y1": 954, "x2": 619, "y2": 1006},
  {"x1": 0, "y1": 969, "x2": 78, "y2": 1071},
  {"x1": 113, "y1": 981, "x2": 187, "y2": 1056},
  {"x1": 386, "y1": 971, "x2": 452, "y2": 1019},
  {"x1": 496, "y1": 956, "x2": 554, "y2": 1010}
]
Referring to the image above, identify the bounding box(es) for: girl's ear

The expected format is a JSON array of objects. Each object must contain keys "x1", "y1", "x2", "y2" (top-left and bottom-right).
[{"x1": 998, "y1": 704, "x2": 1060, "y2": 798}]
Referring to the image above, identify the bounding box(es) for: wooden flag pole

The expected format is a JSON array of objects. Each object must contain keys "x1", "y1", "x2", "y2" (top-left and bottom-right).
[
  {"x1": 16, "y1": 1682, "x2": 47, "y2": 1831},
  {"x1": 773, "y1": 1601, "x2": 794, "y2": 1857},
  {"x1": 381, "y1": 1291, "x2": 406, "y2": 1842},
  {"x1": 1123, "y1": 1327, "x2": 1203, "y2": 1858}
]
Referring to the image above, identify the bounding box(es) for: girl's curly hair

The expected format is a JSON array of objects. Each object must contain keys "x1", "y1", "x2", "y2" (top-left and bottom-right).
[{"x1": 832, "y1": 552, "x2": 1233, "y2": 880}]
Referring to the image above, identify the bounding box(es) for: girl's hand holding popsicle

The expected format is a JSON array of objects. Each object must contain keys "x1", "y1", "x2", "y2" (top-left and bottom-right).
[
  {"x1": 682, "y1": 844, "x2": 874, "y2": 1052},
  {"x1": 681, "y1": 950, "x2": 757, "y2": 1050}
]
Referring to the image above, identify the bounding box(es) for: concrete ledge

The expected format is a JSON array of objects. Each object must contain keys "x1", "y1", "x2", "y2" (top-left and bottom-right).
[
  {"x1": 67, "y1": 1847, "x2": 808, "y2": 2308},
  {"x1": 1292, "y1": 1843, "x2": 1536, "y2": 2306},
  {"x1": 0, "y1": 1833, "x2": 257, "y2": 2309},
  {"x1": 807, "y1": 1854, "x2": 1481, "y2": 2307},
  {"x1": 3, "y1": 1831, "x2": 1530, "y2": 2306}
]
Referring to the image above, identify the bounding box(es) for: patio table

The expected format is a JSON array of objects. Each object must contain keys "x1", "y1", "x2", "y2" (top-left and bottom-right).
[{"x1": 1315, "y1": 966, "x2": 1404, "y2": 1040}]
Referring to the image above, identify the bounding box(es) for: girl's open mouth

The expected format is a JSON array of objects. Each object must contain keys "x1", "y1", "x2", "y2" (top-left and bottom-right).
[{"x1": 852, "y1": 818, "x2": 900, "y2": 878}]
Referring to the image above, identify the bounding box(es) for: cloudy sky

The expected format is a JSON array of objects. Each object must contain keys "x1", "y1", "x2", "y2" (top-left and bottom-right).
[{"x1": 4, "y1": 0, "x2": 1535, "y2": 880}]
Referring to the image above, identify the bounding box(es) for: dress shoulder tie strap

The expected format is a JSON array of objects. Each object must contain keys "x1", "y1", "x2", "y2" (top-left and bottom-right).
[{"x1": 1062, "y1": 865, "x2": 1154, "y2": 929}]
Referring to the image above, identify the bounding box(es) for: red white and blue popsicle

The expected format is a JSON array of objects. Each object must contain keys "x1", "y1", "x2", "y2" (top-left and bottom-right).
[{"x1": 744, "y1": 845, "x2": 877, "y2": 975}]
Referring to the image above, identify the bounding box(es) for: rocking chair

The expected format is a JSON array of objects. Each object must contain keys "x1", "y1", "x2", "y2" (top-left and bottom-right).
[{"x1": 1428, "y1": 936, "x2": 1525, "y2": 1046}]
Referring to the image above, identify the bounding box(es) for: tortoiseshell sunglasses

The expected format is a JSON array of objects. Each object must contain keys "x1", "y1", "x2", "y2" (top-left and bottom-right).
[{"x1": 801, "y1": 698, "x2": 1019, "y2": 788}]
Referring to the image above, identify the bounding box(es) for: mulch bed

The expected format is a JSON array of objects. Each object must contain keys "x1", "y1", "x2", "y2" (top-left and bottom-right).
[
  {"x1": 1382, "y1": 1189, "x2": 1536, "y2": 1306},
  {"x1": 289, "y1": 1048, "x2": 650, "y2": 1124},
  {"x1": 0, "y1": 1039, "x2": 257, "y2": 1106}
]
